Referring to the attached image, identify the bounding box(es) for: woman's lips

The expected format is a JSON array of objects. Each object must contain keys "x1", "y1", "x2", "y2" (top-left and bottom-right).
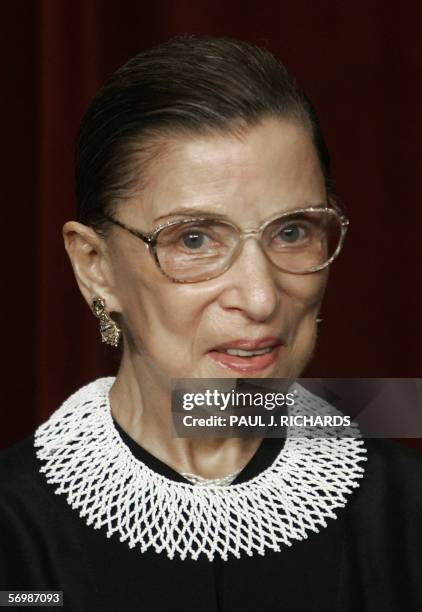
[{"x1": 207, "y1": 344, "x2": 282, "y2": 373}]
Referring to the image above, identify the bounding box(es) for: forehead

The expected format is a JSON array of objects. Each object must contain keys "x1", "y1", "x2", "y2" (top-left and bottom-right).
[{"x1": 122, "y1": 117, "x2": 325, "y2": 226}]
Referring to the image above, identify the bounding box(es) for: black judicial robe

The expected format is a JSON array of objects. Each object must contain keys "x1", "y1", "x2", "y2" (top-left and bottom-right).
[{"x1": 0, "y1": 423, "x2": 422, "y2": 612}]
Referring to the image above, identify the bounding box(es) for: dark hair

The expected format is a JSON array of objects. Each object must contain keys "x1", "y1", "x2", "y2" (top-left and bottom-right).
[{"x1": 76, "y1": 36, "x2": 333, "y2": 229}]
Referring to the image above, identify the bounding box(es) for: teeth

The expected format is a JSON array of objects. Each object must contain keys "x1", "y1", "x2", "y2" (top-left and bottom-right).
[{"x1": 223, "y1": 347, "x2": 273, "y2": 357}]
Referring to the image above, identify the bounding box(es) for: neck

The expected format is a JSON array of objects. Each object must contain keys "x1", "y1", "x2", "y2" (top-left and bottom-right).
[{"x1": 109, "y1": 350, "x2": 262, "y2": 479}]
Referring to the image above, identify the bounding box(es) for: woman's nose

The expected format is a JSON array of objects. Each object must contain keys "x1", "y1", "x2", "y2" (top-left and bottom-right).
[{"x1": 218, "y1": 239, "x2": 280, "y2": 322}]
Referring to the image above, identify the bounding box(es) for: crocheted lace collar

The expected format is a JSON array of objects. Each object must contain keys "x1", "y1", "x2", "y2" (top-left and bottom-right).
[{"x1": 34, "y1": 377, "x2": 367, "y2": 562}]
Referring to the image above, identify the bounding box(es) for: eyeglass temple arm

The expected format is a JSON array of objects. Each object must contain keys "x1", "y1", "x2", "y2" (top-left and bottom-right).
[
  {"x1": 328, "y1": 198, "x2": 349, "y2": 226},
  {"x1": 102, "y1": 214, "x2": 155, "y2": 244}
]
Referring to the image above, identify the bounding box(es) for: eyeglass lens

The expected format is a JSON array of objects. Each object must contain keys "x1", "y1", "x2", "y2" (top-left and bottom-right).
[{"x1": 155, "y1": 209, "x2": 343, "y2": 282}]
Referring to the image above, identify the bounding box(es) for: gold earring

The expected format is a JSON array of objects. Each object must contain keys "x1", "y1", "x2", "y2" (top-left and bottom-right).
[
  {"x1": 316, "y1": 317, "x2": 323, "y2": 338},
  {"x1": 91, "y1": 297, "x2": 121, "y2": 347}
]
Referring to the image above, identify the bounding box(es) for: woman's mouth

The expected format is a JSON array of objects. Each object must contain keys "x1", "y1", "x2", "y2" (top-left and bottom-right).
[{"x1": 207, "y1": 338, "x2": 283, "y2": 373}]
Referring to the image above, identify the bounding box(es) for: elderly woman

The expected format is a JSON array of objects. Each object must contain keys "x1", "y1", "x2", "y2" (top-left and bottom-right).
[{"x1": 1, "y1": 36, "x2": 421, "y2": 612}]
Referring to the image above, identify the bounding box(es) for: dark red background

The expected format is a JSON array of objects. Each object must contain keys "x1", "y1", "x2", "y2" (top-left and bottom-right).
[{"x1": 2, "y1": 1, "x2": 421, "y2": 450}]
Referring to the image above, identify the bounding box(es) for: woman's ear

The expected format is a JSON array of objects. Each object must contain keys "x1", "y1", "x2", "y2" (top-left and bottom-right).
[{"x1": 62, "y1": 221, "x2": 122, "y2": 313}]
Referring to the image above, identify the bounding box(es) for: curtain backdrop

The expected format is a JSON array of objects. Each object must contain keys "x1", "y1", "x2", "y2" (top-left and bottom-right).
[{"x1": 2, "y1": 0, "x2": 421, "y2": 450}]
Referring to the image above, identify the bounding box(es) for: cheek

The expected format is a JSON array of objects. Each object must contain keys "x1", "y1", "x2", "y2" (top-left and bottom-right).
[
  {"x1": 280, "y1": 271, "x2": 327, "y2": 351},
  {"x1": 282, "y1": 270, "x2": 327, "y2": 315},
  {"x1": 118, "y1": 271, "x2": 207, "y2": 355},
  {"x1": 110, "y1": 235, "x2": 217, "y2": 359}
]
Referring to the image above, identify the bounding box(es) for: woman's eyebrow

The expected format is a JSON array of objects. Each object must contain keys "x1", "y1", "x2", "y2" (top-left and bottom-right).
[
  {"x1": 154, "y1": 207, "x2": 228, "y2": 222},
  {"x1": 154, "y1": 202, "x2": 328, "y2": 223}
]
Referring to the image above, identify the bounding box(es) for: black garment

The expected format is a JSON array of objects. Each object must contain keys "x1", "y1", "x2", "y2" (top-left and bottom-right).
[{"x1": 0, "y1": 425, "x2": 421, "y2": 612}]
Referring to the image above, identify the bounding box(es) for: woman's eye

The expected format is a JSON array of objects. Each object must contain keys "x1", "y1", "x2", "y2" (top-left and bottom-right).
[
  {"x1": 277, "y1": 224, "x2": 307, "y2": 243},
  {"x1": 179, "y1": 231, "x2": 208, "y2": 250}
]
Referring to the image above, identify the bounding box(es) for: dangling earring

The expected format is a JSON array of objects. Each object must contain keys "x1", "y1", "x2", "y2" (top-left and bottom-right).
[
  {"x1": 91, "y1": 297, "x2": 121, "y2": 347},
  {"x1": 316, "y1": 317, "x2": 323, "y2": 337}
]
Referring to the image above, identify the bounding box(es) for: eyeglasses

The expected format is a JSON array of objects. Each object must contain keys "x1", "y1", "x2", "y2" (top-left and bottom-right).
[{"x1": 103, "y1": 205, "x2": 349, "y2": 283}]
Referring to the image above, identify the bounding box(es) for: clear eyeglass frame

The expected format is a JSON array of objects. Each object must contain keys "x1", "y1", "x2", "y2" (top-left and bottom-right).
[{"x1": 102, "y1": 204, "x2": 349, "y2": 283}]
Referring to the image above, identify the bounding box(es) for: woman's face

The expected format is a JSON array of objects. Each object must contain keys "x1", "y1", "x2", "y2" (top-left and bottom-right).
[{"x1": 107, "y1": 118, "x2": 328, "y2": 382}]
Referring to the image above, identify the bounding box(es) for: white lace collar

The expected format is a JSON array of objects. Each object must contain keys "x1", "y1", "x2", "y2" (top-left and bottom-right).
[{"x1": 34, "y1": 377, "x2": 367, "y2": 562}]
